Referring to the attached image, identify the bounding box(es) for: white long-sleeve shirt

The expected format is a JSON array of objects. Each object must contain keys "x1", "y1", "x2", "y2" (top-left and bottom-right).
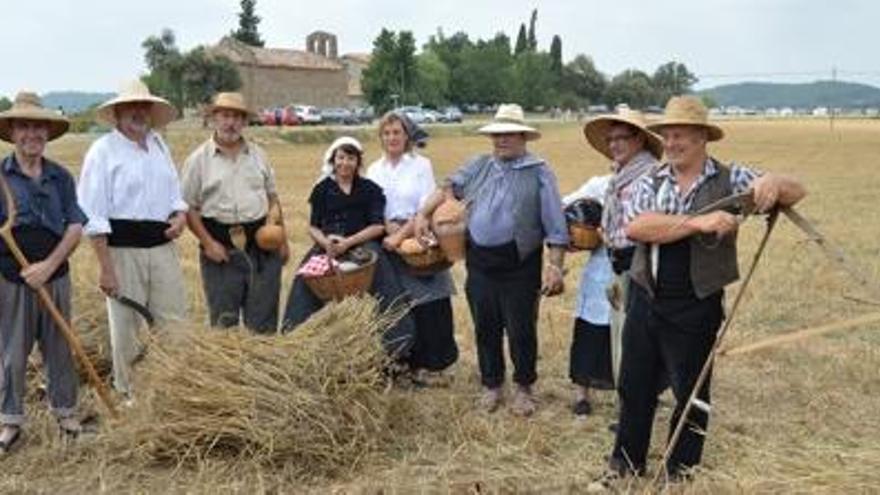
[
  {"x1": 366, "y1": 152, "x2": 437, "y2": 221},
  {"x1": 565, "y1": 175, "x2": 613, "y2": 325},
  {"x1": 78, "y1": 129, "x2": 187, "y2": 236}
]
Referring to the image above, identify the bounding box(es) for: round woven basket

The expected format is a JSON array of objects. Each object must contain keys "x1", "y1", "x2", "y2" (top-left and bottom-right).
[
  {"x1": 433, "y1": 223, "x2": 466, "y2": 261},
  {"x1": 569, "y1": 223, "x2": 602, "y2": 251},
  {"x1": 303, "y1": 251, "x2": 377, "y2": 302},
  {"x1": 399, "y1": 246, "x2": 451, "y2": 276}
]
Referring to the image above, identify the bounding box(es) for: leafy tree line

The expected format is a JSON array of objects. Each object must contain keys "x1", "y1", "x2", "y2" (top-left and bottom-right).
[
  {"x1": 363, "y1": 9, "x2": 697, "y2": 111},
  {"x1": 140, "y1": 0, "x2": 259, "y2": 113},
  {"x1": 141, "y1": 29, "x2": 242, "y2": 112}
]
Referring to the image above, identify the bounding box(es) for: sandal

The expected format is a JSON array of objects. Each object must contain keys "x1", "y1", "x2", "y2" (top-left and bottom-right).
[
  {"x1": 0, "y1": 426, "x2": 21, "y2": 453},
  {"x1": 58, "y1": 417, "x2": 82, "y2": 440},
  {"x1": 573, "y1": 399, "x2": 593, "y2": 417}
]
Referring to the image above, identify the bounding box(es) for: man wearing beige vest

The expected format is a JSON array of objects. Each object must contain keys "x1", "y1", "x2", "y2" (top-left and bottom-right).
[
  {"x1": 78, "y1": 80, "x2": 188, "y2": 403},
  {"x1": 181, "y1": 92, "x2": 288, "y2": 333},
  {"x1": 592, "y1": 96, "x2": 806, "y2": 488}
]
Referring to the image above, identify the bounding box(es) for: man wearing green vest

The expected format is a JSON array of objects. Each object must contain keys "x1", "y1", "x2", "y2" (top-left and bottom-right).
[{"x1": 592, "y1": 96, "x2": 806, "y2": 488}]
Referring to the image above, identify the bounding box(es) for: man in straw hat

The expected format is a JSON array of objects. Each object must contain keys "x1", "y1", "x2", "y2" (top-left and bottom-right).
[
  {"x1": 416, "y1": 103, "x2": 569, "y2": 416},
  {"x1": 0, "y1": 92, "x2": 87, "y2": 450},
  {"x1": 77, "y1": 79, "x2": 187, "y2": 402},
  {"x1": 576, "y1": 109, "x2": 663, "y2": 410},
  {"x1": 181, "y1": 92, "x2": 289, "y2": 333},
  {"x1": 590, "y1": 95, "x2": 806, "y2": 488}
]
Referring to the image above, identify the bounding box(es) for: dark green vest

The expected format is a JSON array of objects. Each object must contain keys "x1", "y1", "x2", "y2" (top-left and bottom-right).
[{"x1": 630, "y1": 160, "x2": 739, "y2": 299}]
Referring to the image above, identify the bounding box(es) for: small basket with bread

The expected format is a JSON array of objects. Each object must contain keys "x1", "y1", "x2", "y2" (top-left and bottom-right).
[{"x1": 565, "y1": 198, "x2": 603, "y2": 251}]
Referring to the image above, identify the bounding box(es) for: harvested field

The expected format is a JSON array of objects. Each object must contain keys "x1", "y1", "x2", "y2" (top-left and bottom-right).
[{"x1": 0, "y1": 118, "x2": 879, "y2": 493}]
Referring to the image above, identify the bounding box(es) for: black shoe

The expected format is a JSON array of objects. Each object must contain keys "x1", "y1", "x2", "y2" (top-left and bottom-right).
[{"x1": 573, "y1": 399, "x2": 593, "y2": 417}]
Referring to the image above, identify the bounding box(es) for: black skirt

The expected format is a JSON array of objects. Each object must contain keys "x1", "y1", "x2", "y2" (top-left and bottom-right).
[
  {"x1": 569, "y1": 318, "x2": 614, "y2": 389},
  {"x1": 407, "y1": 298, "x2": 458, "y2": 371}
]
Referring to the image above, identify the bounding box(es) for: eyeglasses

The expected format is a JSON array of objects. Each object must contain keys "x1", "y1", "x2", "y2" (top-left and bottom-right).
[{"x1": 605, "y1": 133, "x2": 635, "y2": 145}]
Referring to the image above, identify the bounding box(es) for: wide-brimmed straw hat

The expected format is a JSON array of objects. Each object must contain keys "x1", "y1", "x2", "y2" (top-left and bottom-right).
[
  {"x1": 583, "y1": 109, "x2": 664, "y2": 160},
  {"x1": 96, "y1": 79, "x2": 177, "y2": 128},
  {"x1": 477, "y1": 103, "x2": 541, "y2": 141},
  {"x1": 0, "y1": 91, "x2": 70, "y2": 143},
  {"x1": 206, "y1": 92, "x2": 256, "y2": 119},
  {"x1": 647, "y1": 95, "x2": 724, "y2": 141}
]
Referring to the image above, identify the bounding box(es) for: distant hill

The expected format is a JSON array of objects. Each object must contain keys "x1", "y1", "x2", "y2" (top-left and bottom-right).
[
  {"x1": 699, "y1": 81, "x2": 880, "y2": 109},
  {"x1": 41, "y1": 91, "x2": 114, "y2": 114}
]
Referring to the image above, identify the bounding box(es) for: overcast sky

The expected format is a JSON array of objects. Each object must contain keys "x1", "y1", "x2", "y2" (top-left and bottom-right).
[{"x1": 2, "y1": 0, "x2": 875, "y2": 97}]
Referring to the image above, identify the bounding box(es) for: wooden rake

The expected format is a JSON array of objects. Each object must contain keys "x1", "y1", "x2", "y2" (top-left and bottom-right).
[{"x1": 0, "y1": 173, "x2": 118, "y2": 418}]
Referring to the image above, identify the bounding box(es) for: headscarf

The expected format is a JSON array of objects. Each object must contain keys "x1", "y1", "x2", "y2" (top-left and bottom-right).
[{"x1": 318, "y1": 136, "x2": 364, "y2": 183}]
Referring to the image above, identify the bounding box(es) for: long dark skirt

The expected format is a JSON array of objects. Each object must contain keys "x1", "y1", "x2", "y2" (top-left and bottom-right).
[
  {"x1": 281, "y1": 241, "x2": 416, "y2": 359},
  {"x1": 569, "y1": 318, "x2": 614, "y2": 390},
  {"x1": 407, "y1": 297, "x2": 458, "y2": 371}
]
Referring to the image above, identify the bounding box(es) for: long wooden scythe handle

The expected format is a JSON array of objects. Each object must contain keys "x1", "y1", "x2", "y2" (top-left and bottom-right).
[{"x1": 0, "y1": 174, "x2": 118, "y2": 419}]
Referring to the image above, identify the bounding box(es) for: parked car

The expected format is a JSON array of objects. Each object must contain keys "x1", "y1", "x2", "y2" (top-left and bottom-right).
[
  {"x1": 423, "y1": 109, "x2": 442, "y2": 123},
  {"x1": 321, "y1": 107, "x2": 360, "y2": 125},
  {"x1": 395, "y1": 106, "x2": 428, "y2": 124},
  {"x1": 439, "y1": 106, "x2": 463, "y2": 123},
  {"x1": 260, "y1": 107, "x2": 300, "y2": 126},
  {"x1": 293, "y1": 105, "x2": 323, "y2": 125},
  {"x1": 352, "y1": 106, "x2": 375, "y2": 124}
]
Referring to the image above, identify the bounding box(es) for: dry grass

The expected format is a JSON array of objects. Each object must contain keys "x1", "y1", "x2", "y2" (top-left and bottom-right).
[{"x1": 1, "y1": 118, "x2": 879, "y2": 493}]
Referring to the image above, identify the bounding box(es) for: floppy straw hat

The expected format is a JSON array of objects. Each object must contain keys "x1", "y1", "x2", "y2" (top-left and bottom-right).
[
  {"x1": 583, "y1": 109, "x2": 664, "y2": 160},
  {"x1": 647, "y1": 95, "x2": 724, "y2": 141},
  {"x1": 0, "y1": 91, "x2": 70, "y2": 143},
  {"x1": 477, "y1": 103, "x2": 541, "y2": 141},
  {"x1": 207, "y1": 92, "x2": 256, "y2": 119},
  {"x1": 96, "y1": 79, "x2": 177, "y2": 128}
]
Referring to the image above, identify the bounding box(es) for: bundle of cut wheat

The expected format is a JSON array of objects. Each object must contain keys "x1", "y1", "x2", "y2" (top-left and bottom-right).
[{"x1": 104, "y1": 296, "x2": 406, "y2": 477}]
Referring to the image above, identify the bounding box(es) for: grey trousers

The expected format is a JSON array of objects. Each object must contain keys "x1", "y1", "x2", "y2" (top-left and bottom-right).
[
  {"x1": 0, "y1": 274, "x2": 78, "y2": 425},
  {"x1": 199, "y1": 249, "x2": 282, "y2": 334}
]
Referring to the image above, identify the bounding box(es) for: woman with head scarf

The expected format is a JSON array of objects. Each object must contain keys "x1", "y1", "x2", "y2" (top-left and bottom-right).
[
  {"x1": 281, "y1": 137, "x2": 415, "y2": 358},
  {"x1": 367, "y1": 112, "x2": 458, "y2": 385}
]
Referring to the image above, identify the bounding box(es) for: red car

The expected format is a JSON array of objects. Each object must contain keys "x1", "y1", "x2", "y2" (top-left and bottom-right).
[{"x1": 260, "y1": 107, "x2": 301, "y2": 126}]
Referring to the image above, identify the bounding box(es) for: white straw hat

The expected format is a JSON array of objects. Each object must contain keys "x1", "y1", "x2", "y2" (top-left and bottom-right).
[
  {"x1": 96, "y1": 79, "x2": 177, "y2": 128},
  {"x1": 477, "y1": 103, "x2": 541, "y2": 141}
]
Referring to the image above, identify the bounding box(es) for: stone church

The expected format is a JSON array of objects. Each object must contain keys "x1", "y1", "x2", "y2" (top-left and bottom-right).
[{"x1": 209, "y1": 31, "x2": 370, "y2": 110}]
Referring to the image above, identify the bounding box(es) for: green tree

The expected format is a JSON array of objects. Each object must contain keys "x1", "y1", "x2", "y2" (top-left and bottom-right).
[
  {"x1": 527, "y1": 9, "x2": 538, "y2": 51},
  {"x1": 512, "y1": 51, "x2": 557, "y2": 109},
  {"x1": 425, "y1": 31, "x2": 475, "y2": 105},
  {"x1": 142, "y1": 29, "x2": 241, "y2": 112},
  {"x1": 232, "y1": 0, "x2": 264, "y2": 48},
  {"x1": 415, "y1": 51, "x2": 450, "y2": 107},
  {"x1": 653, "y1": 61, "x2": 698, "y2": 104},
  {"x1": 604, "y1": 69, "x2": 656, "y2": 109},
  {"x1": 461, "y1": 33, "x2": 514, "y2": 105},
  {"x1": 180, "y1": 47, "x2": 242, "y2": 107},
  {"x1": 514, "y1": 24, "x2": 528, "y2": 55},
  {"x1": 562, "y1": 54, "x2": 607, "y2": 104},
  {"x1": 0, "y1": 96, "x2": 12, "y2": 112},
  {"x1": 362, "y1": 29, "x2": 399, "y2": 110},
  {"x1": 395, "y1": 31, "x2": 419, "y2": 103},
  {"x1": 142, "y1": 29, "x2": 185, "y2": 110},
  {"x1": 549, "y1": 35, "x2": 563, "y2": 77},
  {"x1": 362, "y1": 29, "x2": 419, "y2": 109}
]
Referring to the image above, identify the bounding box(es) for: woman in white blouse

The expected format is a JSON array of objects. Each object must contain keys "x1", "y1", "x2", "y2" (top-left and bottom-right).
[
  {"x1": 367, "y1": 112, "x2": 457, "y2": 385},
  {"x1": 563, "y1": 174, "x2": 614, "y2": 417}
]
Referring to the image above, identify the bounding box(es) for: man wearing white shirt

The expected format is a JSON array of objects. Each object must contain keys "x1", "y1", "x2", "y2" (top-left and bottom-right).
[{"x1": 78, "y1": 80, "x2": 187, "y2": 401}]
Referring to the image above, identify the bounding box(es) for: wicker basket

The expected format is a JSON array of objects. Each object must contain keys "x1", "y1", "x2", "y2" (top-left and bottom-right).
[
  {"x1": 399, "y1": 245, "x2": 451, "y2": 276},
  {"x1": 433, "y1": 223, "x2": 466, "y2": 261},
  {"x1": 303, "y1": 250, "x2": 377, "y2": 302},
  {"x1": 569, "y1": 223, "x2": 602, "y2": 251}
]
